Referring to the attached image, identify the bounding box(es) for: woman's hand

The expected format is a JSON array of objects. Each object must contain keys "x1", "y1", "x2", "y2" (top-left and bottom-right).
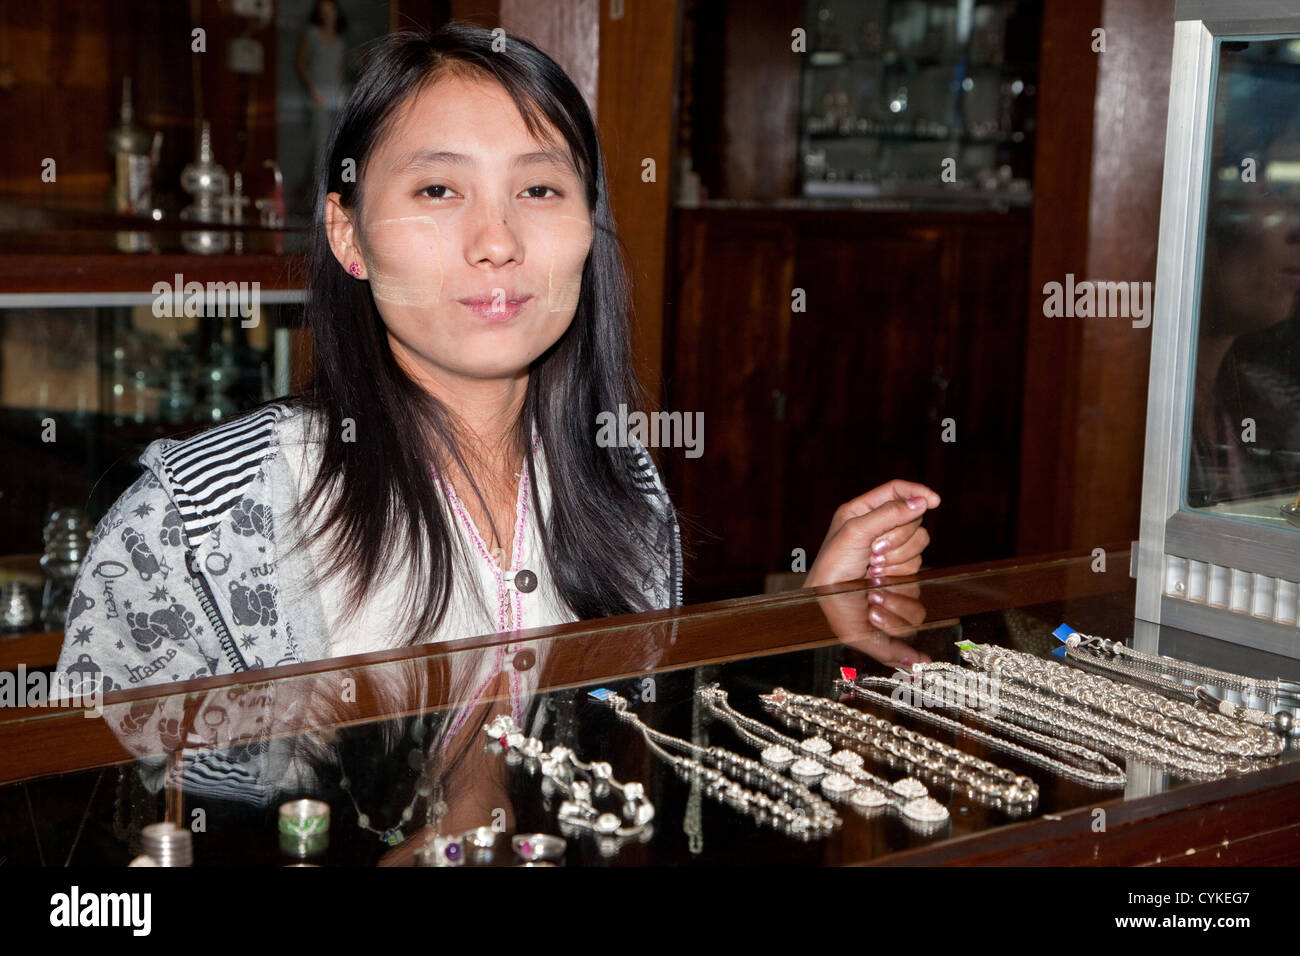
[
  {"x1": 817, "y1": 584, "x2": 932, "y2": 670},
  {"x1": 804, "y1": 480, "x2": 940, "y2": 588}
]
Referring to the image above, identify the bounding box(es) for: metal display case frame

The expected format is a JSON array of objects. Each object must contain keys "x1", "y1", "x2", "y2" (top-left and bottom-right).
[{"x1": 1135, "y1": 0, "x2": 1300, "y2": 657}]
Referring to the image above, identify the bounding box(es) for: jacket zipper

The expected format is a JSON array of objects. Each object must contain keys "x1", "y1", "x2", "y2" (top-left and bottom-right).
[{"x1": 185, "y1": 548, "x2": 249, "y2": 673}]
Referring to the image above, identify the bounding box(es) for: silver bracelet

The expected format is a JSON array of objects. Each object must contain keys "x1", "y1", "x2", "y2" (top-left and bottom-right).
[{"x1": 484, "y1": 713, "x2": 654, "y2": 851}]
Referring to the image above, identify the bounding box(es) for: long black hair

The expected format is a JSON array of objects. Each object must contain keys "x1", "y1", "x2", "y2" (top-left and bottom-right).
[{"x1": 282, "y1": 22, "x2": 665, "y2": 647}]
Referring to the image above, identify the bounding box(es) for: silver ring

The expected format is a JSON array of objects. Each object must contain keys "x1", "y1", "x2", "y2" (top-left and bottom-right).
[
  {"x1": 511, "y1": 833, "x2": 566, "y2": 862},
  {"x1": 463, "y1": 826, "x2": 499, "y2": 849},
  {"x1": 278, "y1": 799, "x2": 330, "y2": 838},
  {"x1": 415, "y1": 835, "x2": 465, "y2": 867}
]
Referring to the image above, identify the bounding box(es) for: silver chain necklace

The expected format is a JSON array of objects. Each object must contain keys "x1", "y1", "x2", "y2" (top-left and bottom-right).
[
  {"x1": 589, "y1": 687, "x2": 841, "y2": 840},
  {"x1": 921, "y1": 660, "x2": 1232, "y2": 777},
  {"x1": 1060, "y1": 632, "x2": 1296, "y2": 735},
  {"x1": 696, "y1": 684, "x2": 951, "y2": 828},
  {"x1": 835, "y1": 670, "x2": 1127, "y2": 788},
  {"x1": 959, "y1": 643, "x2": 1284, "y2": 760},
  {"x1": 756, "y1": 686, "x2": 1038, "y2": 807}
]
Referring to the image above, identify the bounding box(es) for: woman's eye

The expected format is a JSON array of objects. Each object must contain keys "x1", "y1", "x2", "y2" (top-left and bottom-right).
[
  {"x1": 420, "y1": 184, "x2": 451, "y2": 199},
  {"x1": 523, "y1": 185, "x2": 560, "y2": 199}
]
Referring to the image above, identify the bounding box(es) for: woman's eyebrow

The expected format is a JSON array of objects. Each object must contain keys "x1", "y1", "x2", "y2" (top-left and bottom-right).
[{"x1": 392, "y1": 147, "x2": 574, "y2": 174}]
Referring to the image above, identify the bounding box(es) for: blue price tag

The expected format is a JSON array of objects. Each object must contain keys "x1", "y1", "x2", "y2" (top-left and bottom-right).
[
  {"x1": 1051, "y1": 623, "x2": 1077, "y2": 658},
  {"x1": 588, "y1": 687, "x2": 614, "y2": 701}
]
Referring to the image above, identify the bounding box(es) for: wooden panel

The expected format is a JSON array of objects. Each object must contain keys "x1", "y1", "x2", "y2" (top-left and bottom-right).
[
  {"x1": 939, "y1": 217, "x2": 1032, "y2": 563},
  {"x1": 596, "y1": 1, "x2": 682, "y2": 402},
  {"x1": 683, "y1": 0, "x2": 802, "y2": 200},
  {"x1": 0, "y1": 632, "x2": 63, "y2": 672},
  {"x1": 669, "y1": 207, "x2": 1030, "y2": 599},
  {"x1": 668, "y1": 210, "x2": 795, "y2": 601},
  {"x1": 875, "y1": 757, "x2": 1300, "y2": 866},
  {"x1": 781, "y1": 225, "x2": 945, "y2": 571},
  {"x1": 500, "y1": 0, "x2": 599, "y2": 117},
  {"x1": 1071, "y1": 0, "x2": 1175, "y2": 549},
  {"x1": 1017, "y1": 0, "x2": 1174, "y2": 556},
  {"x1": 1015, "y1": 0, "x2": 1105, "y2": 555}
]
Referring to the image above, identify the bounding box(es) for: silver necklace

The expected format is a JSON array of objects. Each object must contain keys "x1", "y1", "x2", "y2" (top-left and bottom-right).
[
  {"x1": 1060, "y1": 631, "x2": 1295, "y2": 735},
  {"x1": 589, "y1": 687, "x2": 841, "y2": 840},
  {"x1": 757, "y1": 687, "x2": 1038, "y2": 807},
  {"x1": 484, "y1": 713, "x2": 654, "y2": 851},
  {"x1": 923, "y1": 660, "x2": 1232, "y2": 777},
  {"x1": 695, "y1": 684, "x2": 951, "y2": 828},
  {"x1": 959, "y1": 643, "x2": 1284, "y2": 761},
  {"x1": 836, "y1": 670, "x2": 1127, "y2": 788}
]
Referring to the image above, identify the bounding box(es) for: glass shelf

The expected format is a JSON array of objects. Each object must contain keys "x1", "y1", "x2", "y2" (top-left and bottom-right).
[{"x1": 799, "y1": 0, "x2": 1041, "y2": 204}]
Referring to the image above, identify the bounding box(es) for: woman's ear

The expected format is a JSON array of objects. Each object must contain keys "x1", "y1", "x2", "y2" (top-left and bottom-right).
[{"x1": 325, "y1": 192, "x2": 367, "y2": 279}]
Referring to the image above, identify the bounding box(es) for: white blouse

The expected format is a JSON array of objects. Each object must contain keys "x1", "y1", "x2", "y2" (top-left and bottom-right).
[{"x1": 278, "y1": 410, "x2": 580, "y2": 659}]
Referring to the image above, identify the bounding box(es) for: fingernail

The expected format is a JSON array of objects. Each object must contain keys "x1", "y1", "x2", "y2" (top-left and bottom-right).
[
  {"x1": 900, "y1": 657, "x2": 914, "y2": 668},
  {"x1": 869, "y1": 608, "x2": 884, "y2": 625},
  {"x1": 868, "y1": 591, "x2": 884, "y2": 604},
  {"x1": 870, "y1": 555, "x2": 886, "y2": 567},
  {"x1": 907, "y1": 496, "x2": 925, "y2": 510},
  {"x1": 871, "y1": 538, "x2": 890, "y2": 554}
]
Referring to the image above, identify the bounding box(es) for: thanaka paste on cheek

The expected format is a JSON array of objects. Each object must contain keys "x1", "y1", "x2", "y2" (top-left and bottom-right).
[
  {"x1": 362, "y1": 216, "x2": 444, "y2": 306},
  {"x1": 546, "y1": 214, "x2": 589, "y2": 314}
]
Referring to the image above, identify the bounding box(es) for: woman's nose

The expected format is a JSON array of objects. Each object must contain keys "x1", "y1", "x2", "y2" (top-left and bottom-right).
[{"x1": 466, "y1": 207, "x2": 523, "y2": 266}]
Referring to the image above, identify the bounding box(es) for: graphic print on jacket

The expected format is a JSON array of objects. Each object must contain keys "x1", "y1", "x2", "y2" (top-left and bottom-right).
[{"x1": 54, "y1": 405, "x2": 296, "y2": 697}]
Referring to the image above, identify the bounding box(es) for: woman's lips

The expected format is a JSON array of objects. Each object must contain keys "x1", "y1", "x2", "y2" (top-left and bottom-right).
[{"x1": 458, "y1": 294, "x2": 533, "y2": 322}]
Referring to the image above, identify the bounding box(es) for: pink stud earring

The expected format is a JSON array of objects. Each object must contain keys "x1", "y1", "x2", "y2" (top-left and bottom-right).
[{"x1": 348, "y1": 262, "x2": 361, "y2": 277}]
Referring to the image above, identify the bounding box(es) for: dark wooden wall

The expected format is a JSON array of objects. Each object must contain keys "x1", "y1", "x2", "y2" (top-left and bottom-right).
[{"x1": 1016, "y1": 0, "x2": 1176, "y2": 556}]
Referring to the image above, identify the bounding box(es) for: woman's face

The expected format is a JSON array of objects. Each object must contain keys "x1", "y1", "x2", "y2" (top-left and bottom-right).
[{"x1": 327, "y1": 72, "x2": 592, "y2": 389}]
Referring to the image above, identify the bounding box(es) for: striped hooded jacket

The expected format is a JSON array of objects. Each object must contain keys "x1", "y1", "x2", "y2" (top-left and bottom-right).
[{"x1": 55, "y1": 400, "x2": 683, "y2": 698}]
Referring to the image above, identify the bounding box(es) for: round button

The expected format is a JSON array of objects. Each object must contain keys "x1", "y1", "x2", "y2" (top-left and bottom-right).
[
  {"x1": 513, "y1": 569, "x2": 538, "y2": 593},
  {"x1": 512, "y1": 648, "x2": 536, "y2": 671}
]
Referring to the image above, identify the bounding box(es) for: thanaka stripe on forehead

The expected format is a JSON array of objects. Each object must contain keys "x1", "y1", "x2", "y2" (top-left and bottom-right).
[{"x1": 392, "y1": 148, "x2": 575, "y2": 174}]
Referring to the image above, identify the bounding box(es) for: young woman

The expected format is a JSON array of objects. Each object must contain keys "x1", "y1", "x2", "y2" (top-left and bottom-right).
[{"x1": 55, "y1": 22, "x2": 939, "y2": 698}]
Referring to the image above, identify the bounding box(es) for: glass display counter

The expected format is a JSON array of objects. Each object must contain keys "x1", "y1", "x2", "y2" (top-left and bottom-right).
[{"x1": 2, "y1": 550, "x2": 1297, "y2": 867}]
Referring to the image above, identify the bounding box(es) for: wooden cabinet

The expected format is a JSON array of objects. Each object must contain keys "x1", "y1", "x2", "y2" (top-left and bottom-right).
[{"x1": 666, "y1": 205, "x2": 1031, "y2": 603}]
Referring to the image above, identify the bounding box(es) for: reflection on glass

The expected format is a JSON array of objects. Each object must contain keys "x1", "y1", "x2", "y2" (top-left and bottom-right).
[{"x1": 1187, "y1": 37, "x2": 1300, "y2": 529}]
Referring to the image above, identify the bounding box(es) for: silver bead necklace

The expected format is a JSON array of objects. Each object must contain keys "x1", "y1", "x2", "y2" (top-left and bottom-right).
[
  {"x1": 695, "y1": 684, "x2": 951, "y2": 828},
  {"x1": 757, "y1": 686, "x2": 1038, "y2": 807},
  {"x1": 589, "y1": 687, "x2": 841, "y2": 840},
  {"x1": 835, "y1": 670, "x2": 1127, "y2": 789},
  {"x1": 483, "y1": 713, "x2": 654, "y2": 847}
]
